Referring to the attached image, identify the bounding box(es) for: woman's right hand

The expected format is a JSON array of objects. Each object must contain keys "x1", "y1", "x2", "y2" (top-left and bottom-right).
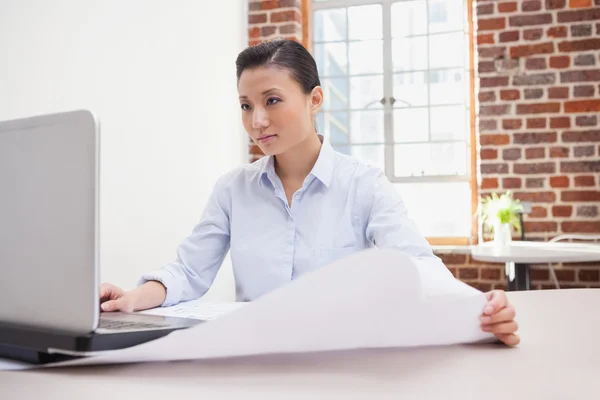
[
  {"x1": 99, "y1": 281, "x2": 167, "y2": 313},
  {"x1": 99, "y1": 282, "x2": 137, "y2": 312}
]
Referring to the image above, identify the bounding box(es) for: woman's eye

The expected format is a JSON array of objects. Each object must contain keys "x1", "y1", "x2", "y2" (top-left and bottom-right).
[
  {"x1": 240, "y1": 104, "x2": 250, "y2": 111},
  {"x1": 267, "y1": 98, "x2": 280, "y2": 105}
]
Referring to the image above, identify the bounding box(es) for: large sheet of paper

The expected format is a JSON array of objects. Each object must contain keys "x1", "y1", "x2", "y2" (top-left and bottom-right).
[
  {"x1": 1, "y1": 248, "x2": 494, "y2": 370},
  {"x1": 0, "y1": 359, "x2": 31, "y2": 371}
]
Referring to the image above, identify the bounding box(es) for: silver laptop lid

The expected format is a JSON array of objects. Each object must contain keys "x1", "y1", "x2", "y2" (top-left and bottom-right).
[{"x1": 0, "y1": 110, "x2": 99, "y2": 334}]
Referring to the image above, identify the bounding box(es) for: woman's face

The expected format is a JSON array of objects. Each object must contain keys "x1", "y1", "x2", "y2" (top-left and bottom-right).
[{"x1": 238, "y1": 66, "x2": 322, "y2": 156}]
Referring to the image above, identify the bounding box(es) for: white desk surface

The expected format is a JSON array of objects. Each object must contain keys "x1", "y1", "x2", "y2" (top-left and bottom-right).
[
  {"x1": 471, "y1": 241, "x2": 600, "y2": 264},
  {"x1": 1, "y1": 289, "x2": 599, "y2": 399}
]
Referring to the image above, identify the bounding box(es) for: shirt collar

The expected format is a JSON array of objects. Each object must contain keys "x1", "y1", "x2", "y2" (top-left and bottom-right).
[
  {"x1": 310, "y1": 135, "x2": 335, "y2": 188},
  {"x1": 258, "y1": 134, "x2": 335, "y2": 189},
  {"x1": 258, "y1": 154, "x2": 275, "y2": 188}
]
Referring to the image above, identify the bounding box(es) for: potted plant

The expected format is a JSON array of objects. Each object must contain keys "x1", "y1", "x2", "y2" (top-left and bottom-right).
[{"x1": 481, "y1": 191, "x2": 524, "y2": 245}]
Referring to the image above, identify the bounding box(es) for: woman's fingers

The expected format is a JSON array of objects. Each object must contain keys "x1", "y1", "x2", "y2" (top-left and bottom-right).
[
  {"x1": 100, "y1": 296, "x2": 134, "y2": 313},
  {"x1": 496, "y1": 333, "x2": 520, "y2": 346},
  {"x1": 483, "y1": 290, "x2": 508, "y2": 315},
  {"x1": 99, "y1": 282, "x2": 124, "y2": 301},
  {"x1": 482, "y1": 320, "x2": 519, "y2": 335},
  {"x1": 482, "y1": 290, "x2": 520, "y2": 347},
  {"x1": 480, "y1": 305, "x2": 516, "y2": 325}
]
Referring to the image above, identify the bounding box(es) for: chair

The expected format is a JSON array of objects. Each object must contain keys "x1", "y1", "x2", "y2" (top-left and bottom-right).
[{"x1": 547, "y1": 234, "x2": 600, "y2": 289}]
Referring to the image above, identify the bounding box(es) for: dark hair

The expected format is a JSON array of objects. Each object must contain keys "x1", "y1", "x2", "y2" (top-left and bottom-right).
[{"x1": 235, "y1": 39, "x2": 321, "y2": 94}]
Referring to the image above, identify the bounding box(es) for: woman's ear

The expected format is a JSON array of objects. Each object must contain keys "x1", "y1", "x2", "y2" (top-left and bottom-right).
[{"x1": 310, "y1": 86, "x2": 324, "y2": 116}]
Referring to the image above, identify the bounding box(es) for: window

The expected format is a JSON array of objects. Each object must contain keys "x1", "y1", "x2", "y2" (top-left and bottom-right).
[
  {"x1": 428, "y1": 0, "x2": 448, "y2": 25},
  {"x1": 311, "y1": 0, "x2": 474, "y2": 243}
]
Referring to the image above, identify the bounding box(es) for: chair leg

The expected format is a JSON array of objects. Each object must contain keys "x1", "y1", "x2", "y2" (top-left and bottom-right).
[{"x1": 548, "y1": 264, "x2": 560, "y2": 289}]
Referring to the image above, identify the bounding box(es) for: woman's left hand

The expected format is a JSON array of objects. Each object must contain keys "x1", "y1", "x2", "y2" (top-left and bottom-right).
[{"x1": 481, "y1": 290, "x2": 520, "y2": 346}]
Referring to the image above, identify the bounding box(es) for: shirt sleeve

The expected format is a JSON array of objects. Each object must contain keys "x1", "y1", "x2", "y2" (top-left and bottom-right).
[
  {"x1": 363, "y1": 168, "x2": 453, "y2": 280},
  {"x1": 138, "y1": 177, "x2": 231, "y2": 306}
]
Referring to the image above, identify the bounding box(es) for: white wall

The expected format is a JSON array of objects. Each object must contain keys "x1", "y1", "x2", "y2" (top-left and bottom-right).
[{"x1": 0, "y1": 0, "x2": 247, "y2": 301}]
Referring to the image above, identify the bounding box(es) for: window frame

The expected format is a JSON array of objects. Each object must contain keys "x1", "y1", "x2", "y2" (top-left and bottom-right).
[{"x1": 304, "y1": 0, "x2": 478, "y2": 245}]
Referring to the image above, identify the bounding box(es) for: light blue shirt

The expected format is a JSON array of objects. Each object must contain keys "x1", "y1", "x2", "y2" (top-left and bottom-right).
[{"x1": 139, "y1": 136, "x2": 452, "y2": 305}]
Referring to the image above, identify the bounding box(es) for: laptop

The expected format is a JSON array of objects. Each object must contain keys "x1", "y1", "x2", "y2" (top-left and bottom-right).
[{"x1": 0, "y1": 110, "x2": 202, "y2": 364}]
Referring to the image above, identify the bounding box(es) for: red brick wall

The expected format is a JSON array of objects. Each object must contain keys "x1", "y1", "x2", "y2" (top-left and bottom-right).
[
  {"x1": 475, "y1": 0, "x2": 600, "y2": 289},
  {"x1": 248, "y1": 0, "x2": 302, "y2": 47},
  {"x1": 476, "y1": 0, "x2": 600, "y2": 241},
  {"x1": 435, "y1": 251, "x2": 600, "y2": 290},
  {"x1": 437, "y1": 253, "x2": 508, "y2": 292},
  {"x1": 246, "y1": 0, "x2": 600, "y2": 290}
]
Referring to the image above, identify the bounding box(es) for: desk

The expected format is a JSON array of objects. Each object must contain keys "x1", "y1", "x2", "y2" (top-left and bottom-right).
[
  {"x1": 472, "y1": 241, "x2": 600, "y2": 291},
  {"x1": 1, "y1": 289, "x2": 599, "y2": 399}
]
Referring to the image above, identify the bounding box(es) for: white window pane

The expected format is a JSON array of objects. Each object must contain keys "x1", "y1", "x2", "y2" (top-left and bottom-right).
[
  {"x1": 314, "y1": 8, "x2": 347, "y2": 42},
  {"x1": 348, "y1": 5, "x2": 382, "y2": 40},
  {"x1": 394, "y1": 108, "x2": 429, "y2": 143},
  {"x1": 350, "y1": 111, "x2": 384, "y2": 144},
  {"x1": 428, "y1": 0, "x2": 464, "y2": 34},
  {"x1": 429, "y1": 32, "x2": 465, "y2": 69},
  {"x1": 314, "y1": 43, "x2": 347, "y2": 77},
  {"x1": 392, "y1": 0, "x2": 427, "y2": 37},
  {"x1": 321, "y1": 77, "x2": 349, "y2": 110},
  {"x1": 349, "y1": 40, "x2": 383, "y2": 75},
  {"x1": 350, "y1": 75, "x2": 383, "y2": 109},
  {"x1": 340, "y1": 144, "x2": 385, "y2": 171},
  {"x1": 392, "y1": 37, "x2": 428, "y2": 71},
  {"x1": 429, "y1": 68, "x2": 466, "y2": 105},
  {"x1": 430, "y1": 106, "x2": 468, "y2": 141},
  {"x1": 332, "y1": 144, "x2": 351, "y2": 156},
  {"x1": 463, "y1": 33, "x2": 470, "y2": 67},
  {"x1": 317, "y1": 111, "x2": 349, "y2": 144},
  {"x1": 394, "y1": 143, "x2": 467, "y2": 177},
  {"x1": 465, "y1": 107, "x2": 472, "y2": 145},
  {"x1": 393, "y1": 182, "x2": 471, "y2": 237},
  {"x1": 393, "y1": 72, "x2": 428, "y2": 107}
]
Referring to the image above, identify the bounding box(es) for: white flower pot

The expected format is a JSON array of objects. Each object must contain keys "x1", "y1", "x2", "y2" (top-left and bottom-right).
[{"x1": 493, "y1": 222, "x2": 512, "y2": 245}]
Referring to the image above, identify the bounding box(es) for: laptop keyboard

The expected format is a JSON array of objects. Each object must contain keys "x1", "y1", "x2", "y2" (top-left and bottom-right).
[{"x1": 98, "y1": 318, "x2": 169, "y2": 331}]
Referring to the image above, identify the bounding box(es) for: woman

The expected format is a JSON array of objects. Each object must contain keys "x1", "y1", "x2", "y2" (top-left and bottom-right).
[{"x1": 100, "y1": 39, "x2": 519, "y2": 346}]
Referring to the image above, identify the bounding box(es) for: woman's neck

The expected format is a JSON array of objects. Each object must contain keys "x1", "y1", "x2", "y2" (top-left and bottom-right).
[{"x1": 274, "y1": 133, "x2": 322, "y2": 182}]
